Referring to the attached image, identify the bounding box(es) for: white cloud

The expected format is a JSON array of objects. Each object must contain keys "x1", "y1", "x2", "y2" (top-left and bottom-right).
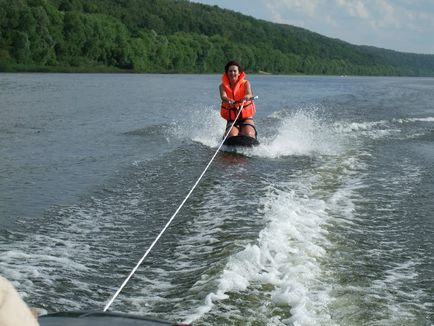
[
  {"x1": 261, "y1": 0, "x2": 434, "y2": 53},
  {"x1": 265, "y1": 0, "x2": 319, "y2": 23},
  {"x1": 191, "y1": 0, "x2": 434, "y2": 53},
  {"x1": 280, "y1": 0, "x2": 319, "y2": 16},
  {"x1": 336, "y1": 0, "x2": 370, "y2": 18}
]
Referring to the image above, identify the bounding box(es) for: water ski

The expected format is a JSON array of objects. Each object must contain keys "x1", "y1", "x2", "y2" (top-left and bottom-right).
[{"x1": 223, "y1": 135, "x2": 259, "y2": 147}]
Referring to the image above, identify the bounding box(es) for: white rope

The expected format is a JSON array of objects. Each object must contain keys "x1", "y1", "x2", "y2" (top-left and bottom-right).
[{"x1": 103, "y1": 99, "x2": 251, "y2": 311}]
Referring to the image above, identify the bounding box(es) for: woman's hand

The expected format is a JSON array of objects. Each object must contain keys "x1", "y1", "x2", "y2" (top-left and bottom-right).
[{"x1": 225, "y1": 98, "x2": 235, "y2": 105}]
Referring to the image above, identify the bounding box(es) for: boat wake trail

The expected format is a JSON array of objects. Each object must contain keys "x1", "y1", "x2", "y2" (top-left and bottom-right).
[
  {"x1": 2, "y1": 102, "x2": 432, "y2": 325},
  {"x1": 185, "y1": 178, "x2": 335, "y2": 325}
]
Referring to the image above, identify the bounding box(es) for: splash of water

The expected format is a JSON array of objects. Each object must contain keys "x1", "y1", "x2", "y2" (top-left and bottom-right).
[
  {"x1": 169, "y1": 105, "x2": 225, "y2": 148},
  {"x1": 256, "y1": 109, "x2": 343, "y2": 158},
  {"x1": 171, "y1": 105, "x2": 345, "y2": 159}
]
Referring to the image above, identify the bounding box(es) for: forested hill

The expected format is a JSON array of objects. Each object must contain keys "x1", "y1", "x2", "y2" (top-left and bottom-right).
[{"x1": 1, "y1": 0, "x2": 434, "y2": 75}]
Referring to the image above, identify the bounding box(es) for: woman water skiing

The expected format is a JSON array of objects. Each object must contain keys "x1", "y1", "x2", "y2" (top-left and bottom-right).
[{"x1": 219, "y1": 61, "x2": 257, "y2": 139}]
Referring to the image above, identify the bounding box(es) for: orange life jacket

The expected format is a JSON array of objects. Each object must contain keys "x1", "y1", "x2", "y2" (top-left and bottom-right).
[{"x1": 220, "y1": 71, "x2": 256, "y2": 121}]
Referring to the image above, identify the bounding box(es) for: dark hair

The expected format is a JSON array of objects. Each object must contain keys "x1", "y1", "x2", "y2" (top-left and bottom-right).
[{"x1": 225, "y1": 60, "x2": 243, "y2": 73}]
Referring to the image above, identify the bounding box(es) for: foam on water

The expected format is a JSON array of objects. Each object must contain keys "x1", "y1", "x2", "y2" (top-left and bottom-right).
[
  {"x1": 0, "y1": 185, "x2": 161, "y2": 311},
  {"x1": 2, "y1": 98, "x2": 433, "y2": 324},
  {"x1": 170, "y1": 105, "x2": 225, "y2": 148},
  {"x1": 394, "y1": 116, "x2": 434, "y2": 123},
  {"x1": 334, "y1": 115, "x2": 434, "y2": 141},
  {"x1": 164, "y1": 106, "x2": 353, "y2": 323},
  {"x1": 255, "y1": 109, "x2": 344, "y2": 158},
  {"x1": 185, "y1": 178, "x2": 335, "y2": 324},
  {"x1": 177, "y1": 108, "x2": 360, "y2": 323},
  {"x1": 322, "y1": 141, "x2": 433, "y2": 324},
  {"x1": 179, "y1": 106, "x2": 434, "y2": 324},
  {"x1": 171, "y1": 105, "x2": 346, "y2": 159}
]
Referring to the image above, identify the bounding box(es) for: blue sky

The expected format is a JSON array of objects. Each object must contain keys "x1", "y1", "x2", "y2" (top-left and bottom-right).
[{"x1": 190, "y1": 0, "x2": 434, "y2": 54}]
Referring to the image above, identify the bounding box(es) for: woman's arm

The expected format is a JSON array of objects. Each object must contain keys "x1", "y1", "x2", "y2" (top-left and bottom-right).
[
  {"x1": 219, "y1": 84, "x2": 234, "y2": 104},
  {"x1": 244, "y1": 80, "x2": 253, "y2": 100}
]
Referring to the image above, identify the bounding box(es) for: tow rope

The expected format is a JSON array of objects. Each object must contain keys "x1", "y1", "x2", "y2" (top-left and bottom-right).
[{"x1": 103, "y1": 98, "x2": 255, "y2": 311}]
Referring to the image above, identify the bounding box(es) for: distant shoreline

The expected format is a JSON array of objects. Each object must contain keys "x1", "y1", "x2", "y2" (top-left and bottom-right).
[{"x1": 3, "y1": 66, "x2": 434, "y2": 77}]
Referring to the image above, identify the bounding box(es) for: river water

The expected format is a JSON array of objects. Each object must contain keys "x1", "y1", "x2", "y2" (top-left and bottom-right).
[{"x1": 1, "y1": 73, "x2": 433, "y2": 325}]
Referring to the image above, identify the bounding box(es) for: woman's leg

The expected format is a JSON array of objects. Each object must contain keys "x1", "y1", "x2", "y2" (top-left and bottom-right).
[
  {"x1": 225, "y1": 121, "x2": 240, "y2": 137},
  {"x1": 240, "y1": 118, "x2": 257, "y2": 138}
]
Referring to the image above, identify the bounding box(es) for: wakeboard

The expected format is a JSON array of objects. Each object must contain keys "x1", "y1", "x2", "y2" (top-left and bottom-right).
[{"x1": 223, "y1": 135, "x2": 259, "y2": 147}]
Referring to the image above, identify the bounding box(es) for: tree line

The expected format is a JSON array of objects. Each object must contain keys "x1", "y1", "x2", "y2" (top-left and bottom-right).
[{"x1": 1, "y1": 0, "x2": 434, "y2": 75}]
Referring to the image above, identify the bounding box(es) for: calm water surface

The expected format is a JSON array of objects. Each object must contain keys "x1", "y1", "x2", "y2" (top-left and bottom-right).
[{"x1": 0, "y1": 73, "x2": 433, "y2": 325}]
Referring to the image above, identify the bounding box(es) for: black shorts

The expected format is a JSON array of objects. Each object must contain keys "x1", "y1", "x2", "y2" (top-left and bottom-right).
[{"x1": 225, "y1": 118, "x2": 257, "y2": 137}]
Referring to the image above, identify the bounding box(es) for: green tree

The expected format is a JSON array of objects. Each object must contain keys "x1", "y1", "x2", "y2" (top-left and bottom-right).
[
  {"x1": 1, "y1": 0, "x2": 433, "y2": 75},
  {"x1": 11, "y1": 30, "x2": 31, "y2": 63}
]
